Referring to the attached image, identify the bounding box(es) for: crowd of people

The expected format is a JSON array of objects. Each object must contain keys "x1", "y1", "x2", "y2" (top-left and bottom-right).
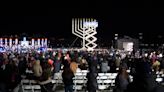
[{"x1": 0, "y1": 49, "x2": 164, "y2": 92}]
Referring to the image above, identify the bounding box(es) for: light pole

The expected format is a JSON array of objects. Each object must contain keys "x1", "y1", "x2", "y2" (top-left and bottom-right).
[
  {"x1": 139, "y1": 33, "x2": 143, "y2": 50},
  {"x1": 114, "y1": 34, "x2": 118, "y2": 49}
]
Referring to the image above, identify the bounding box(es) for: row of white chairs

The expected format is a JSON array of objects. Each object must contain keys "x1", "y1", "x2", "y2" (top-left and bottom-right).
[
  {"x1": 73, "y1": 71, "x2": 88, "y2": 91},
  {"x1": 73, "y1": 72, "x2": 119, "y2": 91},
  {"x1": 22, "y1": 71, "x2": 118, "y2": 91},
  {"x1": 97, "y1": 73, "x2": 117, "y2": 90},
  {"x1": 21, "y1": 79, "x2": 38, "y2": 85},
  {"x1": 22, "y1": 85, "x2": 41, "y2": 92},
  {"x1": 23, "y1": 69, "x2": 164, "y2": 91},
  {"x1": 21, "y1": 79, "x2": 41, "y2": 92}
]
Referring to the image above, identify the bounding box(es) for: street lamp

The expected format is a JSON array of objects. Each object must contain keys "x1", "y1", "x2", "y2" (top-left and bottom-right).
[{"x1": 114, "y1": 34, "x2": 118, "y2": 49}]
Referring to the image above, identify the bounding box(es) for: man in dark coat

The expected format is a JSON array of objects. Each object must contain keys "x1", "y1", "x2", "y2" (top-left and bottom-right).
[
  {"x1": 126, "y1": 60, "x2": 164, "y2": 92},
  {"x1": 87, "y1": 54, "x2": 98, "y2": 92}
]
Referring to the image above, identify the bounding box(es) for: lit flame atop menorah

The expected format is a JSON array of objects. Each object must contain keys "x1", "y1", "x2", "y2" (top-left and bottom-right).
[{"x1": 72, "y1": 18, "x2": 98, "y2": 51}]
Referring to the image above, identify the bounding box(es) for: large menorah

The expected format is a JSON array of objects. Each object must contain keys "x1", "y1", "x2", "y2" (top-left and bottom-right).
[{"x1": 72, "y1": 18, "x2": 98, "y2": 51}]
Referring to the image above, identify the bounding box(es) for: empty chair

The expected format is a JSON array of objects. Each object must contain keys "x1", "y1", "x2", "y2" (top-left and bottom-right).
[
  {"x1": 32, "y1": 85, "x2": 41, "y2": 92},
  {"x1": 81, "y1": 70, "x2": 89, "y2": 76},
  {"x1": 51, "y1": 80, "x2": 56, "y2": 84},
  {"x1": 97, "y1": 76, "x2": 108, "y2": 85},
  {"x1": 98, "y1": 85, "x2": 108, "y2": 90},
  {"x1": 81, "y1": 70, "x2": 88, "y2": 73},
  {"x1": 104, "y1": 73, "x2": 112, "y2": 76},
  {"x1": 156, "y1": 71, "x2": 160, "y2": 74},
  {"x1": 97, "y1": 80, "x2": 104, "y2": 84},
  {"x1": 98, "y1": 73, "x2": 105, "y2": 76},
  {"x1": 111, "y1": 80, "x2": 115, "y2": 86},
  {"x1": 104, "y1": 79, "x2": 112, "y2": 84},
  {"x1": 54, "y1": 73, "x2": 62, "y2": 84},
  {"x1": 75, "y1": 76, "x2": 84, "y2": 80},
  {"x1": 22, "y1": 85, "x2": 33, "y2": 92},
  {"x1": 156, "y1": 78, "x2": 163, "y2": 83},
  {"x1": 129, "y1": 75, "x2": 133, "y2": 82},
  {"x1": 32, "y1": 85, "x2": 41, "y2": 89},
  {"x1": 162, "y1": 74, "x2": 164, "y2": 77},
  {"x1": 100, "y1": 76, "x2": 108, "y2": 80},
  {"x1": 75, "y1": 72, "x2": 83, "y2": 76},
  {"x1": 111, "y1": 73, "x2": 117, "y2": 77},
  {"x1": 97, "y1": 76, "x2": 101, "y2": 80},
  {"x1": 73, "y1": 85, "x2": 83, "y2": 90},
  {"x1": 74, "y1": 80, "x2": 84, "y2": 84},
  {"x1": 21, "y1": 79, "x2": 30, "y2": 85},
  {"x1": 30, "y1": 80, "x2": 38, "y2": 85},
  {"x1": 26, "y1": 69, "x2": 33, "y2": 74}
]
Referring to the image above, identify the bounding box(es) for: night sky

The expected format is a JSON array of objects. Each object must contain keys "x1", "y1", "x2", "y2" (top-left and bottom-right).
[{"x1": 0, "y1": 7, "x2": 164, "y2": 45}]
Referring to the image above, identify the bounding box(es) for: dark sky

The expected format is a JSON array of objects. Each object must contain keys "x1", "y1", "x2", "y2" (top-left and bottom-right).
[{"x1": 0, "y1": 7, "x2": 164, "y2": 43}]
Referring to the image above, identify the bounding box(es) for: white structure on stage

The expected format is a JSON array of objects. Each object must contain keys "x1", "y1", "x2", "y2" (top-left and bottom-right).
[
  {"x1": 0, "y1": 37, "x2": 48, "y2": 52},
  {"x1": 72, "y1": 18, "x2": 98, "y2": 51}
]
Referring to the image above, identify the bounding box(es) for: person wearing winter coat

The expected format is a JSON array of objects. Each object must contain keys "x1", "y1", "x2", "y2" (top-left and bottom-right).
[
  {"x1": 114, "y1": 65, "x2": 130, "y2": 92},
  {"x1": 70, "y1": 59, "x2": 78, "y2": 74},
  {"x1": 33, "y1": 60, "x2": 42, "y2": 80},
  {"x1": 87, "y1": 54, "x2": 98, "y2": 92},
  {"x1": 101, "y1": 59, "x2": 110, "y2": 73},
  {"x1": 115, "y1": 56, "x2": 121, "y2": 68},
  {"x1": 62, "y1": 67, "x2": 74, "y2": 92},
  {"x1": 126, "y1": 61, "x2": 164, "y2": 92},
  {"x1": 39, "y1": 62, "x2": 53, "y2": 92}
]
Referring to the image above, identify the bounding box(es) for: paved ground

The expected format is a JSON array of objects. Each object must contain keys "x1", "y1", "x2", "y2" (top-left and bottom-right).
[
  {"x1": 55, "y1": 90, "x2": 113, "y2": 92},
  {"x1": 14, "y1": 83, "x2": 113, "y2": 92},
  {"x1": 53, "y1": 84, "x2": 114, "y2": 92}
]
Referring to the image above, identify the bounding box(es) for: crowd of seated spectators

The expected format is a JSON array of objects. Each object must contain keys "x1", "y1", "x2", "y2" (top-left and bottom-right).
[{"x1": 0, "y1": 49, "x2": 164, "y2": 92}]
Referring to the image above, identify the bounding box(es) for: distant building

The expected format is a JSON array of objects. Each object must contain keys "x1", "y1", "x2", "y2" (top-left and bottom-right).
[{"x1": 116, "y1": 36, "x2": 139, "y2": 51}]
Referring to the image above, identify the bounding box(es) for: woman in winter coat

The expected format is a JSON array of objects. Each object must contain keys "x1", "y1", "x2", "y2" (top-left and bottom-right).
[
  {"x1": 115, "y1": 65, "x2": 130, "y2": 92},
  {"x1": 33, "y1": 60, "x2": 43, "y2": 80}
]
